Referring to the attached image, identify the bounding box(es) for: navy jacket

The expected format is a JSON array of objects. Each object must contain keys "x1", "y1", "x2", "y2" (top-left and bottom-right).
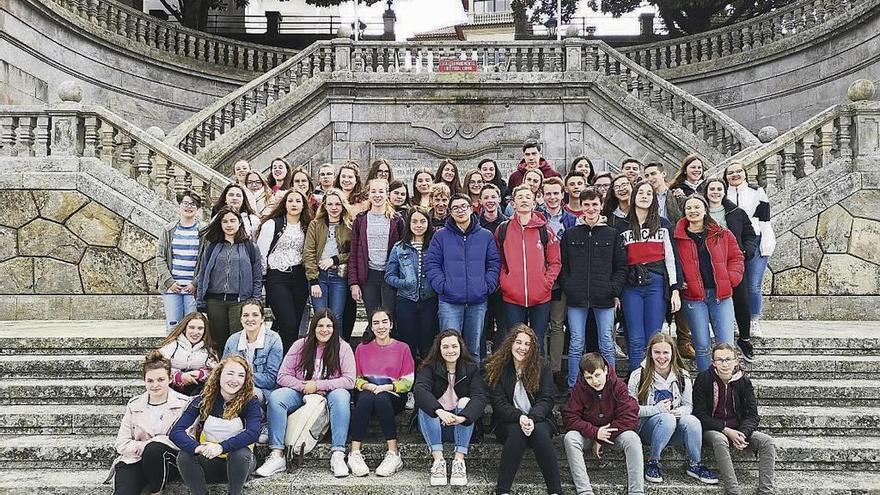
[{"x1": 424, "y1": 214, "x2": 501, "y2": 305}]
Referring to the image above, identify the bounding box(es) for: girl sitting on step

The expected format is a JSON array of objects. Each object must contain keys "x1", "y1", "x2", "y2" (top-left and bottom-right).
[
  {"x1": 627, "y1": 333, "x2": 717, "y2": 486},
  {"x1": 170, "y1": 355, "x2": 261, "y2": 495},
  {"x1": 108, "y1": 351, "x2": 191, "y2": 495},
  {"x1": 255, "y1": 309, "x2": 356, "y2": 479},
  {"x1": 156, "y1": 312, "x2": 219, "y2": 396},
  {"x1": 413, "y1": 330, "x2": 487, "y2": 487}
]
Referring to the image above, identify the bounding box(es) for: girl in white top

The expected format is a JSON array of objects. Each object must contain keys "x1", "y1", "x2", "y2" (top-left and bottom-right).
[{"x1": 157, "y1": 312, "x2": 219, "y2": 395}]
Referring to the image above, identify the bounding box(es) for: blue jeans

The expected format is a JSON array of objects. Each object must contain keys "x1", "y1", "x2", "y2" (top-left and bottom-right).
[
  {"x1": 685, "y1": 289, "x2": 735, "y2": 372},
  {"x1": 567, "y1": 306, "x2": 616, "y2": 389},
  {"x1": 638, "y1": 413, "x2": 703, "y2": 464},
  {"x1": 311, "y1": 269, "x2": 348, "y2": 325},
  {"x1": 504, "y1": 302, "x2": 551, "y2": 353},
  {"x1": 162, "y1": 292, "x2": 196, "y2": 333},
  {"x1": 621, "y1": 271, "x2": 667, "y2": 371},
  {"x1": 746, "y1": 237, "x2": 769, "y2": 319},
  {"x1": 266, "y1": 388, "x2": 351, "y2": 451},
  {"x1": 438, "y1": 300, "x2": 488, "y2": 364},
  {"x1": 417, "y1": 407, "x2": 474, "y2": 455}
]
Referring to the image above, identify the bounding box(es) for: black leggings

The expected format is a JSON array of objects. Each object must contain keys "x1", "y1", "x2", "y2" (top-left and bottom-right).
[
  {"x1": 265, "y1": 266, "x2": 309, "y2": 353},
  {"x1": 113, "y1": 442, "x2": 178, "y2": 495},
  {"x1": 177, "y1": 448, "x2": 254, "y2": 495},
  {"x1": 349, "y1": 391, "x2": 405, "y2": 442},
  {"x1": 732, "y1": 276, "x2": 751, "y2": 340},
  {"x1": 495, "y1": 421, "x2": 562, "y2": 495}
]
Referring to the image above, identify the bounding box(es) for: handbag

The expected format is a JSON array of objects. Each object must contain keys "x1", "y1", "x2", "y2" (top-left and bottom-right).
[
  {"x1": 284, "y1": 394, "x2": 330, "y2": 466},
  {"x1": 336, "y1": 263, "x2": 348, "y2": 278},
  {"x1": 627, "y1": 264, "x2": 653, "y2": 287}
]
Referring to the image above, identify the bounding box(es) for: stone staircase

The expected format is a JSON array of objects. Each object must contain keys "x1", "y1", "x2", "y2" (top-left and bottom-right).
[{"x1": 0, "y1": 320, "x2": 878, "y2": 493}]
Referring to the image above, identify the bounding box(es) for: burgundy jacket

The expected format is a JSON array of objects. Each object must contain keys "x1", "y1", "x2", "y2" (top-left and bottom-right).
[
  {"x1": 507, "y1": 158, "x2": 561, "y2": 189},
  {"x1": 348, "y1": 211, "x2": 404, "y2": 286},
  {"x1": 562, "y1": 362, "x2": 639, "y2": 441}
]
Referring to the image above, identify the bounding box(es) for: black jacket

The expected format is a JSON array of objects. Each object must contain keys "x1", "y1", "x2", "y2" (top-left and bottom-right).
[
  {"x1": 721, "y1": 199, "x2": 758, "y2": 261},
  {"x1": 559, "y1": 224, "x2": 628, "y2": 308},
  {"x1": 693, "y1": 367, "x2": 760, "y2": 439},
  {"x1": 413, "y1": 360, "x2": 487, "y2": 426},
  {"x1": 488, "y1": 361, "x2": 555, "y2": 426}
]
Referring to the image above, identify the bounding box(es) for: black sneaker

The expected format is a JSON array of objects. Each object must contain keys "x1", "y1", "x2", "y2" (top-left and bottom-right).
[{"x1": 737, "y1": 338, "x2": 755, "y2": 363}]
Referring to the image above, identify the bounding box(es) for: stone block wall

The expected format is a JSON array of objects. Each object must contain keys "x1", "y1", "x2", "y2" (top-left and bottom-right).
[{"x1": 764, "y1": 188, "x2": 880, "y2": 319}]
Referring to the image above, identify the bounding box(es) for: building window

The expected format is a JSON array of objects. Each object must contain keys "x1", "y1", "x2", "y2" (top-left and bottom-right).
[{"x1": 473, "y1": 0, "x2": 512, "y2": 14}]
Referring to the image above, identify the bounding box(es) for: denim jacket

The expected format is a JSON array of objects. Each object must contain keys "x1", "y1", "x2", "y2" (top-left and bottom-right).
[
  {"x1": 385, "y1": 241, "x2": 436, "y2": 302},
  {"x1": 222, "y1": 325, "x2": 283, "y2": 391}
]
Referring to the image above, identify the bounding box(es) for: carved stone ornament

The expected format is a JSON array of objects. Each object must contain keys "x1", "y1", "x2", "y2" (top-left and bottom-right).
[
  {"x1": 51, "y1": 118, "x2": 76, "y2": 156},
  {"x1": 410, "y1": 122, "x2": 504, "y2": 140}
]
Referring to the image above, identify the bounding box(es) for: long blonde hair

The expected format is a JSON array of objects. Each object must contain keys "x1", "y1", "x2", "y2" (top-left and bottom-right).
[
  {"x1": 314, "y1": 187, "x2": 353, "y2": 228},
  {"x1": 637, "y1": 333, "x2": 687, "y2": 405},
  {"x1": 198, "y1": 355, "x2": 256, "y2": 421},
  {"x1": 365, "y1": 178, "x2": 397, "y2": 219}
]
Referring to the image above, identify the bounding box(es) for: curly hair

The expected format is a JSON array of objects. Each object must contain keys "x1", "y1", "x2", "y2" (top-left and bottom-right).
[
  {"x1": 199, "y1": 355, "x2": 256, "y2": 422},
  {"x1": 636, "y1": 333, "x2": 687, "y2": 405},
  {"x1": 483, "y1": 324, "x2": 541, "y2": 394}
]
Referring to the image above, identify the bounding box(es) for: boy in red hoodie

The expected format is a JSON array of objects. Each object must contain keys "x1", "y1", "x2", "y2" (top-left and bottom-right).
[{"x1": 562, "y1": 353, "x2": 644, "y2": 495}]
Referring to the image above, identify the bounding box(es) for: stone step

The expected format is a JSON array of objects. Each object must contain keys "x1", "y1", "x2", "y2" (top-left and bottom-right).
[
  {"x1": 1, "y1": 405, "x2": 876, "y2": 438},
  {"x1": 753, "y1": 321, "x2": 880, "y2": 356},
  {"x1": 744, "y1": 355, "x2": 880, "y2": 379},
  {"x1": 0, "y1": 321, "x2": 165, "y2": 356},
  {"x1": 0, "y1": 434, "x2": 875, "y2": 471},
  {"x1": 754, "y1": 379, "x2": 880, "y2": 406},
  {"x1": 0, "y1": 355, "x2": 142, "y2": 379},
  {"x1": 2, "y1": 468, "x2": 878, "y2": 495}
]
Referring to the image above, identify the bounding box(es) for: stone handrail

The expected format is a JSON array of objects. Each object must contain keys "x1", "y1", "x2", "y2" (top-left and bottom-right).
[
  {"x1": 580, "y1": 41, "x2": 761, "y2": 155},
  {"x1": 168, "y1": 39, "x2": 759, "y2": 159},
  {"x1": 166, "y1": 40, "x2": 336, "y2": 154},
  {"x1": 0, "y1": 99, "x2": 230, "y2": 206},
  {"x1": 40, "y1": 0, "x2": 295, "y2": 73},
  {"x1": 620, "y1": 0, "x2": 867, "y2": 71},
  {"x1": 712, "y1": 104, "x2": 853, "y2": 196}
]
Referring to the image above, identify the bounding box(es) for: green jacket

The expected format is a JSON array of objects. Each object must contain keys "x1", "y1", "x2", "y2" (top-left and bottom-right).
[{"x1": 303, "y1": 218, "x2": 352, "y2": 284}]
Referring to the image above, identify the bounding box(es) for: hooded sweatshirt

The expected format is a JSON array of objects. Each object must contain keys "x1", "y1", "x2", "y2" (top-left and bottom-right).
[
  {"x1": 627, "y1": 361, "x2": 693, "y2": 418},
  {"x1": 562, "y1": 360, "x2": 639, "y2": 441},
  {"x1": 497, "y1": 212, "x2": 562, "y2": 307},
  {"x1": 507, "y1": 158, "x2": 561, "y2": 189}
]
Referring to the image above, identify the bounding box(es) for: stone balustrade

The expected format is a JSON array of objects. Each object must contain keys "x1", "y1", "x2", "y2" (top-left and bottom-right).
[
  {"x1": 0, "y1": 84, "x2": 230, "y2": 207},
  {"x1": 167, "y1": 38, "x2": 759, "y2": 161},
  {"x1": 42, "y1": 0, "x2": 294, "y2": 72},
  {"x1": 620, "y1": 0, "x2": 865, "y2": 71}
]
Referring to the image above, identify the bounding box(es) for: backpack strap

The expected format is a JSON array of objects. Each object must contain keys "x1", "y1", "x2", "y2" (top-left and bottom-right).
[{"x1": 498, "y1": 220, "x2": 550, "y2": 267}]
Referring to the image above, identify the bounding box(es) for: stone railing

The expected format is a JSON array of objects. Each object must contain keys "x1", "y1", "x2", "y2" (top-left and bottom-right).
[
  {"x1": 167, "y1": 38, "x2": 758, "y2": 159},
  {"x1": 713, "y1": 80, "x2": 878, "y2": 196},
  {"x1": 467, "y1": 11, "x2": 515, "y2": 25},
  {"x1": 38, "y1": 0, "x2": 295, "y2": 73},
  {"x1": 579, "y1": 41, "x2": 761, "y2": 155},
  {"x1": 620, "y1": 0, "x2": 868, "y2": 71},
  {"x1": 0, "y1": 83, "x2": 230, "y2": 206}
]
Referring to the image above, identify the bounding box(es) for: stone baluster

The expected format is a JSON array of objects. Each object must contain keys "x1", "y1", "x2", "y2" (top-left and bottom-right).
[
  {"x1": 99, "y1": 120, "x2": 115, "y2": 166},
  {"x1": 70, "y1": 0, "x2": 82, "y2": 16},
  {"x1": 0, "y1": 117, "x2": 14, "y2": 157},
  {"x1": 86, "y1": 0, "x2": 98, "y2": 23},
  {"x1": 324, "y1": 47, "x2": 333, "y2": 72},
  {"x1": 781, "y1": 144, "x2": 797, "y2": 186},
  {"x1": 838, "y1": 111, "x2": 853, "y2": 158},
  {"x1": 96, "y1": 2, "x2": 107, "y2": 28},
  {"x1": 800, "y1": 129, "x2": 817, "y2": 174},
  {"x1": 353, "y1": 47, "x2": 365, "y2": 72},
  {"x1": 699, "y1": 38, "x2": 710, "y2": 62},
  {"x1": 14, "y1": 117, "x2": 35, "y2": 157},
  {"x1": 152, "y1": 153, "x2": 170, "y2": 199},
  {"x1": 763, "y1": 155, "x2": 779, "y2": 196},
  {"x1": 195, "y1": 38, "x2": 206, "y2": 62},
  {"x1": 542, "y1": 48, "x2": 552, "y2": 72},
  {"x1": 742, "y1": 24, "x2": 753, "y2": 51},
  {"x1": 815, "y1": 0, "x2": 827, "y2": 23},
  {"x1": 134, "y1": 141, "x2": 152, "y2": 187},
  {"x1": 650, "y1": 84, "x2": 662, "y2": 108},
  {"x1": 126, "y1": 12, "x2": 136, "y2": 40},
  {"x1": 117, "y1": 133, "x2": 134, "y2": 176},
  {"x1": 819, "y1": 120, "x2": 835, "y2": 167},
  {"x1": 135, "y1": 17, "x2": 145, "y2": 43},
  {"x1": 186, "y1": 35, "x2": 196, "y2": 59},
  {"x1": 713, "y1": 35, "x2": 723, "y2": 59},
  {"x1": 117, "y1": 10, "x2": 127, "y2": 36},
  {"x1": 706, "y1": 119, "x2": 718, "y2": 148},
  {"x1": 30, "y1": 116, "x2": 49, "y2": 157},
  {"x1": 376, "y1": 47, "x2": 387, "y2": 73},
  {"x1": 82, "y1": 115, "x2": 98, "y2": 158},
  {"x1": 365, "y1": 48, "x2": 374, "y2": 73},
  {"x1": 663, "y1": 90, "x2": 674, "y2": 116}
]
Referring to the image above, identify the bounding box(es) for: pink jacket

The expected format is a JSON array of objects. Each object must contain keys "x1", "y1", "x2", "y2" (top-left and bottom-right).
[
  {"x1": 107, "y1": 389, "x2": 192, "y2": 481},
  {"x1": 276, "y1": 338, "x2": 356, "y2": 392}
]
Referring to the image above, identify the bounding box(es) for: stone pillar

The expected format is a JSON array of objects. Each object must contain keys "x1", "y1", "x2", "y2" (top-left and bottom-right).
[
  {"x1": 265, "y1": 11, "x2": 280, "y2": 36},
  {"x1": 563, "y1": 38, "x2": 585, "y2": 72},
  {"x1": 333, "y1": 37, "x2": 353, "y2": 72},
  {"x1": 847, "y1": 79, "x2": 880, "y2": 174},
  {"x1": 49, "y1": 81, "x2": 84, "y2": 157},
  {"x1": 382, "y1": 6, "x2": 396, "y2": 41}
]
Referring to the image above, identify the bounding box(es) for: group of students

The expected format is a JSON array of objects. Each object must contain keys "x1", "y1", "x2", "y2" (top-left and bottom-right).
[
  {"x1": 140, "y1": 142, "x2": 778, "y2": 494},
  {"x1": 112, "y1": 304, "x2": 776, "y2": 495}
]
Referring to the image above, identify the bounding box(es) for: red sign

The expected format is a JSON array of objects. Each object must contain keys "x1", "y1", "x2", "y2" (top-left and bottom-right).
[{"x1": 438, "y1": 59, "x2": 479, "y2": 73}]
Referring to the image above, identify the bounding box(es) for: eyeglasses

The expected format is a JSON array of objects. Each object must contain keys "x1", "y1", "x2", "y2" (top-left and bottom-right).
[
  {"x1": 595, "y1": 183, "x2": 610, "y2": 189},
  {"x1": 246, "y1": 180, "x2": 262, "y2": 186},
  {"x1": 725, "y1": 169, "x2": 745, "y2": 175},
  {"x1": 713, "y1": 357, "x2": 737, "y2": 364},
  {"x1": 450, "y1": 204, "x2": 471, "y2": 213},
  {"x1": 613, "y1": 184, "x2": 631, "y2": 191},
  {"x1": 180, "y1": 201, "x2": 199, "y2": 208}
]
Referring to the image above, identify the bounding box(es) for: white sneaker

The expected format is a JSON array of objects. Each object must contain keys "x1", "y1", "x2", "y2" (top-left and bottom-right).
[
  {"x1": 347, "y1": 451, "x2": 369, "y2": 477},
  {"x1": 615, "y1": 342, "x2": 628, "y2": 359},
  {"x1": 450, "y1": 458, "x2": 467, "y2": 486},
  {"x1": 258, "y1": 423, "x2": 269, "y2": 444},
  {"x1": 750, "y1": 319, "x2": 762, "y2": 338},
  {"x1": 429, "y1": 459, "x2": 447, "y2": 486},
  {"x1": 375, "y1": 450, "x2": 403, "y2": 477},
  {"x1": 254, "y1": 453, "x2": 286, "y2": 477},
  {"x1": 330, "y1": 451, "x2": 349, "y2": 477},
  {"x1": 405, "y1": 392, "x2": 415, "y2": 410}
]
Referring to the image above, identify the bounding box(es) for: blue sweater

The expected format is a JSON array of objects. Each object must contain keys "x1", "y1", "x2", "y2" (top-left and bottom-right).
[
  {"x1": 170, "y1": 395, "x2": 262, "y2": 455},
  {"x1": 424, "y1": 214, "x2": 501, "y2": 305}
]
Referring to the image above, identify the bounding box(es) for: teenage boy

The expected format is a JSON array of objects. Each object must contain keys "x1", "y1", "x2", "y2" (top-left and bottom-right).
[
  {"x1": 621, "y1": 158, "x2": 643, "y2": 183},
  {"x1": 479, "y1": 183, "x2": 509, "y2": 358},
  {"x1": 559, "y1": 188, "x2": 628, "y2": 387},
  {"x1": 563, "y1": 353, "x2": 644, "y2": 495},
  {"x1": 643, "y1": 162, "x2": 695, "y2": 360},
  {"x1": 425, "y1": 194, "x2": 501, "y2": 364},
  {"x1": 694, "y1": 343, "x2": 776, "y2": 495},
  {"x1": 496, "y1": 185, "x2": 561, "y2": 353},
  {"x1": 313, "y1": 163, "x2": 337, "y2": 197},
  {"x1": 564, "y1": 171, "x2": 589, "y2": 217},
  {"x1": 157, "y1": 191, "x2": 203, "y2": 332},
  {"x1": 538, "y1": 177, "x2": 576, "y2": 386},
  {"x1": 429, "y1": 183, "x2": 451, "y2": 231},
  {"x1": 507, "y1": 140, "x2": 561, "y2": 189}
]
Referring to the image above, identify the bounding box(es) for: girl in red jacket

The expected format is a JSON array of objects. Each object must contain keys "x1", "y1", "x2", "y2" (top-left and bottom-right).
[
  {"x1": 496, "y1": 185, "x2": 562, "y2": 353},
  {"x1": 674, "y1": 195, "x2": 744, "y2": 372}
]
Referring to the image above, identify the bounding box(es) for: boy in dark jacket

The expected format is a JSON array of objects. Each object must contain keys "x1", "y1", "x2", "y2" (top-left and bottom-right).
[
  {"x1": 694, "y1": 342, "x2": 776, "y2": 495},
  {"x1": 562, "y1": 353, "x2": 644, "y2": 495}
]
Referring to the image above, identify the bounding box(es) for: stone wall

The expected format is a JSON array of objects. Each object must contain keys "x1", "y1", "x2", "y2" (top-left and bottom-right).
[
  {"x1": 0, "y1": 158, "x2": 175, "y2": 319},
  {"x1": 0, "y1": 60, "x2": 48, "y2": 105}
]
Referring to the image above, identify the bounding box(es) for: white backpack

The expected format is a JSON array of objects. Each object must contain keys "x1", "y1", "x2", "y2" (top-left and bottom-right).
[{"x1": 284, "y1": 394, "x2": 330, "y2": 465}]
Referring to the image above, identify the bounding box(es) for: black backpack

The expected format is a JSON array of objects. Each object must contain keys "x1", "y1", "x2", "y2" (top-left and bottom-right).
[{"x1": 496, "y1": 220, "x2": 550, "y2": 269}]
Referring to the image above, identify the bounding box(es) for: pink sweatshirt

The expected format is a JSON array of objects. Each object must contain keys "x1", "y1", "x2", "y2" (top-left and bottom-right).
[{"x1": 276, "y1": 338, "x2": 356, "y2": 392}]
